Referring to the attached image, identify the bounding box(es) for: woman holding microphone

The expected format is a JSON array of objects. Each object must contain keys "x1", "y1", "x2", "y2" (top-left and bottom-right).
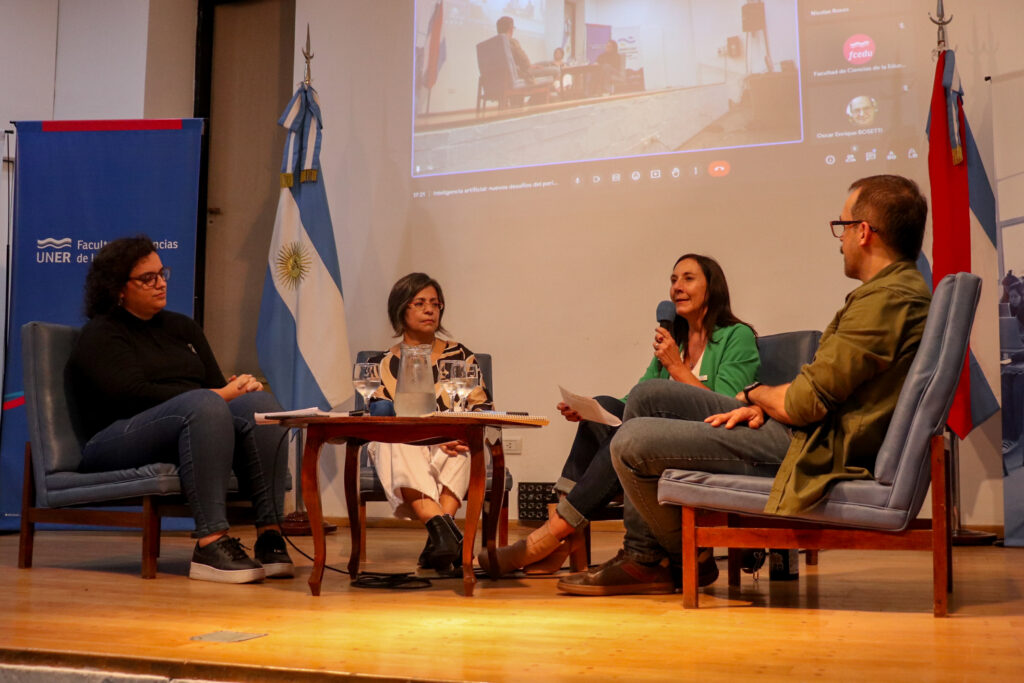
[{"x1": 480, "y1": 254, "x2": 760, "y2": 576}]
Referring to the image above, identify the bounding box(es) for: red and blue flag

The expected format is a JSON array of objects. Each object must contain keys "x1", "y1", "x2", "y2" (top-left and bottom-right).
[{"x1": 926, "y1": 48, "x2": 999, "y2": 438}]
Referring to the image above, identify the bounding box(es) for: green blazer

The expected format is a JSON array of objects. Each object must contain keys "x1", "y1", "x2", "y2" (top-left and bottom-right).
[{"x1": 633, "y1": 323, "x2": 760, "y2": 398}]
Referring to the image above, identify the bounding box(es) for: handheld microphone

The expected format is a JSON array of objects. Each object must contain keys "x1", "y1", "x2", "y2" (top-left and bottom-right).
[
  {"x1": 656, "y1": 300, "x2": 676, "y2": 332},
  {"x1": 655, "y1": 300, "x2": 676, "y2": 371}
]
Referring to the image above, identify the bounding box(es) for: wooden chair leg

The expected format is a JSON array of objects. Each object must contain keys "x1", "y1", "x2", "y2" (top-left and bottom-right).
[
  {"x1": 568, "y1": 526, "x2": 588, "y2": 572},
  {"x1": 930, "y1": 434, "x2": 950, "y2": 617},
  {"x1": 944, "y1": 443, "x2": 954, "y2": 593},
  {"x1": 141, "y1": 496, "x2": 159, "y2": 579},
  {"x1": 358, "y1": 501, "x2": 367, "y2": 560},
  {"x1": 499, "y1": 497, "x2": 509, "y2": 546},
  {"x1": 151, "y1": 499, "x2": 162, "y2": 558},
  {"x1": 727, "y1": 548, "x2": 742, "y2": 586},
  {"x1": 582, "y1": 523, "x2": 592, "y2": 566},
  {"x1": 18, "y1": 444, "x2": 36, "y2": 570},
  {"x1": 681, "y1": 506, "x2": 699, "y2": 608},
  {"x1": 805, "y1": 549, "x2": 819, "y2": 566}
]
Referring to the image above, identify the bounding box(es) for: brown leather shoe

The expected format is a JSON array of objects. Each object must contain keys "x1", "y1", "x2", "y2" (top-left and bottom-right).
[
  {"x1": 556, "y1": 550, "x2": 674, "y2": 596},
  {"x1": 478, "y1": 519, "x2": 562, "y2": 576}
]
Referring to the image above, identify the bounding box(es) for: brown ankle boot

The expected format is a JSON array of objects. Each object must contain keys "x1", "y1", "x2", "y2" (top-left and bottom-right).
[{"x1": 477, "y1": 520, "x2": 562, "y2": 576}]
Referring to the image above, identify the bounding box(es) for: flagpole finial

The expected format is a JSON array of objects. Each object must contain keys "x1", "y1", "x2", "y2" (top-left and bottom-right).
[
  {"x1": 929, "y1": 0, "x2": 953, "y2": 51},
  {"x1": 302, "y1": 24, "x2": 314, "y2": 85}
]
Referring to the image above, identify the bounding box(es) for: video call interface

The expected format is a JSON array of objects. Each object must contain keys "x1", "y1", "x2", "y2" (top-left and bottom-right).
[{"x1": 409, "y1": 0, "x2": 925, "y2": 199}]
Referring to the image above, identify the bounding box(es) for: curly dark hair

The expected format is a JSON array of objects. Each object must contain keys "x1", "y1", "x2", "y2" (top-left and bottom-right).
[
  {"x1": 387, "y1": 272, "x2": 449, "y2": 337},
  {"x1": 83, "y1": 235, "x2": 156, "y2": 318}
]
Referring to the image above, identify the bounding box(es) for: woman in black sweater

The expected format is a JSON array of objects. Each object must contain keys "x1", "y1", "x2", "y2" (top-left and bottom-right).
[{"x1": 69, "y1": 236, "x2": 293, "y2": 584}]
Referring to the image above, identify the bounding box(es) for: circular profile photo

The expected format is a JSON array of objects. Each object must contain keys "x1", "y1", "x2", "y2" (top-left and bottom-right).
[
  {"x1": 844, "y1": 34, "x2": 876, "y2": 65},
  {"x1": 846, "y1": 95, "x2": 878, "y2": 127}
]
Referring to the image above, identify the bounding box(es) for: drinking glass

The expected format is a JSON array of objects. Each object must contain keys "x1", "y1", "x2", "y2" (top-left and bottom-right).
[
  {"x1": 352, "y1": 362, "x2": 381, "y2": 409},
  {"x1": 454, "y1": 364, "x2": 480, "y2": 412},
  {"x1": 437, "y1": 360, "x2": 465, "y2": 413}
]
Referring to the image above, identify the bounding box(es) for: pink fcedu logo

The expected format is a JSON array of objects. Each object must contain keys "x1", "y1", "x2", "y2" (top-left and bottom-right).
[{"x1": 844, "y1": 34, "x2": 875, "y2": 65}]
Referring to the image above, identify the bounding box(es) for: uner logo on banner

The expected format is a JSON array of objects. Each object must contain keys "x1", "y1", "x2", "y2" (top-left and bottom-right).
[{"x1": 35, "y1": 237, "x2": 72, "y2": 263}]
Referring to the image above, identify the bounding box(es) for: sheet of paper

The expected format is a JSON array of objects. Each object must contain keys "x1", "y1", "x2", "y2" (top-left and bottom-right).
[{"x1": 558, "y1": 386, "x2": 622, "y2": 426}]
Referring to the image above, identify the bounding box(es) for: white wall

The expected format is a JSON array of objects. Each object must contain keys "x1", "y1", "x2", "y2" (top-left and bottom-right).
[
  {"x1": 53, "y1": 0, "x2": 151, "y2": 119},
  {"x1": 296, "y1": 0, "x2": 1024, "y2": 526},
  {"x1": 0, "y1": 0, "x2": 196, "y2": 388},
  {"x1": 0, "y1": 0, "x2": 59, "y2": 387}
]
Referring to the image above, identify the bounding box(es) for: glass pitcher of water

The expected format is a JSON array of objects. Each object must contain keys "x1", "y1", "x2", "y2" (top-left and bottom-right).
[{"x1": 394, "y1": 343, "x2": 436, "y2": 416}]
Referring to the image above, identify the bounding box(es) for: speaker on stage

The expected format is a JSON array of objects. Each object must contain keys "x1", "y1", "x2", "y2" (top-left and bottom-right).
[{"x1": 742, "y1": 1, "x2": 766, "y2": 33}]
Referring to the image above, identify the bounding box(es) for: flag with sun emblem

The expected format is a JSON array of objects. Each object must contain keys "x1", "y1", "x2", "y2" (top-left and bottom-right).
[{"x1": 256, "y1": 83, "x2": 352, "y2": 410}]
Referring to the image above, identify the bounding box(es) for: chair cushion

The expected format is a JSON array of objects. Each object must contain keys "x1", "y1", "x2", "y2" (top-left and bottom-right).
[
  {"x1": 43, "y1": 466, "x2": 294, "y2": 509},
  {"x1": 658, "y1": 470, "x2": 917, "y2": 531},
  {"x1": 44, "y1": 464, "x2": 183, "y2": 507}
]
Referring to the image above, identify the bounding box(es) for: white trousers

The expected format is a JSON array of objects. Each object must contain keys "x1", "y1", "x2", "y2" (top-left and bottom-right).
[{"x1": 367, "y1": 441, "x2": 470, "y2": 520}]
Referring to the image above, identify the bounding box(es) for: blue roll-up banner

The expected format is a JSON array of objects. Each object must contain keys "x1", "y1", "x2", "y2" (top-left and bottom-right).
[{"x1": 0, "y1": 119, "x2": 203, "y2": 530}]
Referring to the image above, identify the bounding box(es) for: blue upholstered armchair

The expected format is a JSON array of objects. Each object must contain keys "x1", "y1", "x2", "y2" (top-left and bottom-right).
[
  {"x1": 658, "y1": 272, "x2": 981, "y2": 616},
  {"x1": 17, "y1": 321, "x2": 288, "y2": 578}
]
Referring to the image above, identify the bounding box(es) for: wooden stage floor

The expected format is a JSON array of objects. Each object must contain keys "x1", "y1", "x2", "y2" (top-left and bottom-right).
[{"x1": 1, "y1": 525, "x2": 1022, "y2": 682}]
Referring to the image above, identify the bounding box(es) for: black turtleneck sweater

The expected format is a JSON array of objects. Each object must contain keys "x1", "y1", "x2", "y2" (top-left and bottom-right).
[{"x1": 68, "y1": 307, "x2": 226, "y2": 438}]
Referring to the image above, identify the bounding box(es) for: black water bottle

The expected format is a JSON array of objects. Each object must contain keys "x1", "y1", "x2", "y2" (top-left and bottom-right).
[{"x1": 768, "y1": 548, "x2": 799, "y2": 580}]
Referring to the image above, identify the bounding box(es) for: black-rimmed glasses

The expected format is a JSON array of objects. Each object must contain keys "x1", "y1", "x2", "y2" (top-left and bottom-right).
[
  {"x1": 829, "y1": 219, "x2": 878, "y2": 238},
  {"x1": 129, "y1": 267, "x2": 171, "y2": 288}
]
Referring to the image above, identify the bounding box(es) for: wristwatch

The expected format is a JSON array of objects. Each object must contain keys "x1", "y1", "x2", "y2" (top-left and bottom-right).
[{"x1": 742, "y1": 381, "x2": 762, "y2": 405}]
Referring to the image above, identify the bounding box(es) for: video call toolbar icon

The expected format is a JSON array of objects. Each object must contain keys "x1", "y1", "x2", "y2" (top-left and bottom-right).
[
  {"x1": 631, "y1": 171, "x2": 641, "y2": 181},
  {"x1": 708, "y1": 161, "x2": 730, "y2": 177}
]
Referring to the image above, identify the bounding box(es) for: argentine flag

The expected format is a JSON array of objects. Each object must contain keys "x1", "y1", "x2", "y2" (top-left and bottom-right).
[{"x1": 257, "y1": 83, "x2": 352, "y2": 410}]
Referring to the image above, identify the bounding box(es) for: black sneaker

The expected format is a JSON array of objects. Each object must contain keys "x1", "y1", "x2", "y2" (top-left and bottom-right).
[
  {"x1": 190, "y1": 536, "x2": 265, "y2": 584},
  {"x1": 253, "y1": 529, "x2": 295, "y2": 578}
]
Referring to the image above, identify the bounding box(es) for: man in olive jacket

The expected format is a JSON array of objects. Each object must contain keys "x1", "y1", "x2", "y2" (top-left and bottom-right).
[{"x1": 558, "y1": 174, "x2": 931, "y2": 596}]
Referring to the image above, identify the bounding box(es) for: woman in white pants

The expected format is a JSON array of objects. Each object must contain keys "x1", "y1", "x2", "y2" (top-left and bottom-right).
[{"x1": 366, "y1": 273, "x2": 492, "y2": 573}]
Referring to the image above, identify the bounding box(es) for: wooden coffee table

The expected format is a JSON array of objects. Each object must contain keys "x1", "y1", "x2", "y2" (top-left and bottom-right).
[{"x1": 260, "y1": 414, "x2": 546, "y2": 596}]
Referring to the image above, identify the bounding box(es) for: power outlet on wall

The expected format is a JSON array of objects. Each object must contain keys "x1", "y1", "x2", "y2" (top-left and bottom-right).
[{"x1": 502, "y1": 436, "x2": 523, "y2": 454}]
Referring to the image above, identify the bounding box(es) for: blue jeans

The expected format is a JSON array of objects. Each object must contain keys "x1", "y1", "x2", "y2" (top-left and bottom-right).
[
  {"x1": 610, "y1": 380, "x2": 790, "y2": 564},
  {"x1": 80, "y1": 390, "x2": 288, "y2": 538},
  {"x1": 554, "y1": 396, "x2": 626, "y2": 528}
]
